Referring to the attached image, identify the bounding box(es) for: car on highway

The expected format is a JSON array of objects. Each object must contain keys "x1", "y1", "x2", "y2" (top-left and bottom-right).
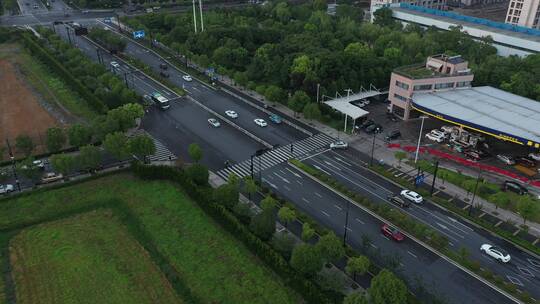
[
  {"x1": 225, "y1": 110, "x2": 238, "y2": 119},
  {"x1": 33, "y1": 4, "x2": 38, "y2": 8},
  {"x1": 159, "y1": 71, "x2": 170, "y2": 78},
  {"x1": 41, "y1": 172, "x2": 63, "y2": 184},
  {"x1": 385, "y1": 130, "x2": 401, "y2": 141},
  {"x1": 387, "y1": 194, "x2": 411, "y2": 208},
  {"x1": 254, "y1": 118, "x2": 267, "y2": 127},
  {"x1": 182, "y1": 75, "x2": 193, "y2": 82},
  {"x1": 400, "y1": 189, "x2": 423, "y2": 204},
  {"x1": 480, "y1": 244, "x2": 511, "y2": 263},
  {"x1": 159, "y1": 63, "x2": 168, "y2": 70},
  {"x1": 208, "y1": 118, "x2": 221, "y2": 128},
  {"x1": 516, "y1": 157, "x2": 536, "y2": 168},
  {"x1": 269, "y1": 114, "x2": 282, "y2": 124},
  {"x1": 110, "y1": 61, "x2": 120, "y2": 69},
  {"x1": 496, "y1": 154, "x2": 515, "y2": 165},
  {"x1": 425, "y1": 130, "x2": 445, "y2": 143},
  {"x1": 501, "y1": 180, "x2": 528, "y2": 195},
  {"x1": 381, "y1": 224, "x2": 404, "y2": 242},
  {"x1": 329, "y1": 140, "x2": 348, "y2": 150},
  {"x1": 0, "y1": 184, "x2": 14, "y2": 195},
  {"x1": 528, "y1": 152, "x2": 540, "y2": 161}
]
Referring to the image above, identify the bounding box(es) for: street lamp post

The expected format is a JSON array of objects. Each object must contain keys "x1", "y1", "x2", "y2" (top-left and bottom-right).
[
  {"x1": 370, "y1": 132, "x2": 376, "y2": 166},
  {"x1": 5, "y1": 139, "x2": 21, "y2": 192},
  {"x1": 430, "y1": 160, "x2": 440, "y2": 196},
  {"x1": 414, "y1": 116, "x2": 427, "y2": 164},
  {"x1": 469, "y1": 171, "x2": 482, "y2": 216},
  {"x1": 343, "y1": 200, "x2": 351, "y2": 246}
]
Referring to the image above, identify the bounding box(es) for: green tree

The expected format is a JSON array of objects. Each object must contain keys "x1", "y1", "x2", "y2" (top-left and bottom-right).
[
  {"x1": 50, "y1": 153, "x2": 76, "y2": 176},
  {"x1": 186, "y1": 163, "x2": 209, "y2": 186},
  {"x1": 489, "y1": 192, "x2": 512, "y2": 210},
  {"x1": 277, "y1": 206, "x2": 296, "y2": 227},
  {"x1": 68, "y1": 124, "x2": 93, "y2": 147},
  {"x1": 77, "y1": 145, "x2": 102, "y2": 172},
  {"x1": 265, "y1": 85, "x2": 285, "y2": 105},
  {"x1": 302, "y1": 222, "x2": 316, "y2": 241},
  {"x1": 346, "y1": 255, "x2": 371, "y2": 280},
  {"x1": 15, "y1": 135, "x2": 34, "y2": 157},
  {"x1": 374, "y1": 7, "x2": 398, "y2": 28},
  {"x1": 343, "y1": 292, "x2": 369, "y2": 304},
  {"x1": 290, "y1": 244, "x2": 323, "y2": 277},
  {"x1": 288, "y1": 90, "x2": 310, "y2": 116},
  {"x1": 261, "y1": 195, "x2": 277, "y2": 211},
  {"x1": 271, "y1": 233, "x2": 296, "y2": 258},
  {"x1": 46, "y1": 127, "x2": 66, "y2": 153},
  {"x1": 317, "y1": 232, "x2": 345, "y2": 263},
  {"x1": 394, "y1": 151, "x2": 407, "y2": 167},
  {"x1": 517, "y1": 196, "x2": 539, "y2": 224},
  {"x1": 129, "y1": 134, "x2": 155, "y2": 163},
  {"x1": 227, "y1": 173, "x2": 240, "y2": 188},
  {"x1": 16, "y1": 157, "x2": 41, "y2": 182},
  {"x1": 103, "y1": 132, "x2": 130, "y2": 160},
  {"x1": 107, "y1": 103, "x2": 144, "y2": 131},
  {"x1": 312, "y1": 0, "x2": 327, "y2": 11},
  {"x1": 250, "y1": 209, "x2": 276, "y2": 241},
  {"x1": 243, "y1": 176, "x2": 258, "y2": 203},
  {"x1": 369, "y1": 269, "x2": 408, "y2": 304},
  {"x1": 188, "y1": 143, "x2": 203, "y2": 163},
  {"x1": 302, "y1": 103, "x2": 321, "y2": 121},
  {"x1": 214, "y1": 184, "x2": 239, "y2": 209}
]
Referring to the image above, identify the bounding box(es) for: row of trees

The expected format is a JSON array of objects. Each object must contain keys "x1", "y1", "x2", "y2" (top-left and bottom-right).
[{"x1": 88, "y1": 28, "x2": 127, "y2": 53}]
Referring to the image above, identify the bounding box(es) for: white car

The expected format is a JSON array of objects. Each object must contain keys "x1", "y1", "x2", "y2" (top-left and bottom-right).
[
  {"x1": 400, "y1": 189, "x2": 423, "y2": 204},
  {"x1": 110, "y1": 61, "x2": 120, "y2": 69},
  {"x1": 425, "y1": 131, "x2": 444, "y2": 143},
  {"x1": 0, "y1": 184, "x2": 14, "y2": 195},
  {"x1": 528, "y1": 153, "x2": 540, "y2": 161},
  {"x1": 496, "y1": 154, "x2": 515, "y2": 165},
  {"x1": 480, "y1": 244, "x2": 511, "y2": 263},
  {"x1": 182, "y1": 75, "x2": 193, "y2": 82},
  {"x1": 225, "y1": 110, "x2": 238, "y2": 119},
  {"x1": 208, "y1": 118, "x2": 221, "y2": 128},
  {"x1": 440, "y1": 125, "x2": 457, "y2": 134},
  {"x1": 330, "y1": 141, "x2": 348, "y2": 149},
  {"x1": 254, "y1": 118, "x2": 267, "y2": 127},
  {"x1": 33, "y1": 160, "x2": 45, "y2": 168}
]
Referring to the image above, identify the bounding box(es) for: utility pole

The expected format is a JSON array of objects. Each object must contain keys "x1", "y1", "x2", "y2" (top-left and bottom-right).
[
  {"x1": 370, "y1": 132, "x2": 376, "y2": 166},
  {"x1": 5, "y1": 139, "x2": 21, "y2": 192},
  {"x1": 290, "y1": 143, "x2": 294, "y2": 157},
  {"x1": 316, "y1": 83, "x2": 320, "y2": 104},
  {"x1": 250, "y1": 154, "x2": 254, "y2": 179},
  {"x1": 192, "y1": 0, "x2": 198, "y2": 33},
  {"x1": 123, "y1": 72, "x2": 129, "y2": 88},
  {"x1": 414, "y1": 116, "x2": 427, "y2": 163},
  {"x1": 199, "y1": 0, "x2": 204, "y2": 32},
  {"x1": 469, "y1": 171, "x2": 481, "y2": 216},
  {"x1": 343, "y1": 201, "x2": 350, "y2": 246},
  {"x1": 430, "y1": 160, "x2": 439, "y2": 196},
  {"x1": 96, "y1": 48, "x2": 102, "y2": 64}
]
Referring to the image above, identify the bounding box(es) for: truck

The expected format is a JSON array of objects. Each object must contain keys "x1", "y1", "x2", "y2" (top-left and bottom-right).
[{"x1": 151, "y1": 92, "x2": 170, "y2": 110}]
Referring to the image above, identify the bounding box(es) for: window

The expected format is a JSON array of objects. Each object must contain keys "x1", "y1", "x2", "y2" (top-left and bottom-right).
[
  {"x1": 510, "y1": 2, "x2": 514, "y2": 7},
  {"x1": 413, "y1": 84, "x2": 432, "y2": 91},
  {"x1": 509, "y1": 9, "x2": 513, "y2": 15},
  {"x1": 434, "y1": 82, "x2": 454, "y2": 89},
  {"x1": 393, "y1": 93, "x2": 408, "y2": 101},
  {"x1": 395, "y1": 80, "x2": 410, "y2": 90},
  {"x1": 456, "y1": 81, "x2": 471, "y2": 87}
]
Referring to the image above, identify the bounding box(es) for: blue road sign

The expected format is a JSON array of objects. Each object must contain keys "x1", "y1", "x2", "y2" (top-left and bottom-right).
[
  {"x1": 133, "y1": 30, "x2": 145, "y2": 39},
  {"x1": 103, "y1": 18, "x2": 112, "y2": 23},
  {"x1": 415, "y1": 173, "x2": 425, "y2": 186}
]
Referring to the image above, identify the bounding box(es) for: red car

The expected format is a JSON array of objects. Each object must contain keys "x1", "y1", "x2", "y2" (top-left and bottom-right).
[{"x1": 381, "y1": 224, "x2": 405, "y2": 242}]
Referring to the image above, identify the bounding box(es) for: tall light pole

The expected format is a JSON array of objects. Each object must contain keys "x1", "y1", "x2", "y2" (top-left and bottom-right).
[
  {"x1": 316, "y1": 83, "x2": 320, "y2": 104},
  {"x1": 199, "y1": 0, "x2": 204, "y2": 32},
  {"x1": 370, "y1": 132, "x2": 376, "y2": 166},
  {"x1": 342, "y1": 200, "x2": 351, "y2": 246},
  {"x1": 192, "y1": 0, "x2": 198, "y2": 33},
  {"x1": 414, "y1": 116, "x2": 427, "y2": 164},
  {"x1": 469, "y1": 171, "x2": 482, "y2": 216}
]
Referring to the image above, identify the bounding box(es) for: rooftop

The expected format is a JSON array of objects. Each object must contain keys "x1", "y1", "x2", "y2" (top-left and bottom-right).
[
  {"x1": 394, "y1": 64, "x2": 438, "y2": 79},
  {"x1": 412, "y1": 86, "x2": 540, "y2": 145},
  {"x1": 431, "y1": 54, "x2": 466, "y2": 65}
]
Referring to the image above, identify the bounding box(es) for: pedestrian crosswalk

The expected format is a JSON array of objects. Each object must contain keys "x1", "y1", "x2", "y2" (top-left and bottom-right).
[
  {"x1": 131, "y1": 130, "x2": 177, "y2": 162},
  {"x1": 217, "y1": 133, "x2": 334, "y2": 180}
]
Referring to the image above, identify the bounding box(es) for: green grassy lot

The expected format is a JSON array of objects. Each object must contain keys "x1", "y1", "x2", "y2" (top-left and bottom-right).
[
  {"x1": 10, "y1": 210, "x2": 182, "y2": 304},
  {"x1": 0, "y1": 174, "x2": 301, "y2": 304}
]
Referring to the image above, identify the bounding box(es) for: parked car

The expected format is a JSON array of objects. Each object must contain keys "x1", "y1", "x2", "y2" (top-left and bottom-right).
[
  {"x1": 516, "y1": 157, "x2": 536, "y2": 168},
  {"x1": 208, "y1": 118, "x2": 221, "y2": 128},
  {"x1": 110, "y1": 61, "x2": 120, "y2": 69},
  {"x1": 365, "y1": 124, "x2": 382, "y2": 134},
  {"x1": 254, "y1": 118, "x2": 267, "y2": 127},
  {"x1": 387, "y1": 194, "x2": 410, "y2": 208},
  {"x1": 0, "y1": 184, "x2": 14, "y2": 195},
  {"x1": 400, "y1": 189, "x2": 423, "y2": 204},
  {"x1": 480, "y1": 244, "x2": 510, "y2": 263},
  {"x1": 381, "y1": 224, "x2": 405, "y2": 242},
  {"x1": 464, "y1": 150, "x2": 488, "y2": 162},
  {"x1": 385, "y1": 130, "x2": 401, "y2": 141},
  {"x1": 329, "y1": 140, "x2": 348, "y2": 149},
  {"x1": 159, "y1": 63, "x2": 168, "y2": 70},
  {"x1": 359, "y1": 119, "x2": 374, "y2": 130},
  {"x1": 501, "y1": 181, "x2": 528, "y2": 195},
  {"x1": 430, "y1": 129, "x2": 447, "y2": 138},
  {"x1": 269, "y1": 114, "x2": 282, "y2": 124},
  {"x1": 356, "y1": 99, "x2": 370, "y2": 107},
  {"x1": 159, "y1": 71, "x2": 169, "y2": 78},
  {"x1": 496, "y1": 154, "x2": 515, "y2": 165},
  {"x1": 41, "y1": 172, "x2": 63, "y2": 184},
  {"x1": 528, "y1": 152, "x2": 540, "y2": 161},
  {"x1": 440, "y1": 125, "x2": 457, "y2": 134},
  {"x1": 426, "y1": 131, "x2": 444, "y2": 143},
  {"x1": 182, "y1": 75, "x2": 193, "y2": 82},
  {"x1": 225, "y1": 110, "x2": 238, "y2": 119}
]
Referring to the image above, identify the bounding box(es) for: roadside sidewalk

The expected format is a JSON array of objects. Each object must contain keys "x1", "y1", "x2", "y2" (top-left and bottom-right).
[{"x1": 217, "y1": 74, "x2": 540, "y2": 240}]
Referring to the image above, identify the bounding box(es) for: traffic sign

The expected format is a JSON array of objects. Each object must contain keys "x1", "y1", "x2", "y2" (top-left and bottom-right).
[
  {"x1": 415, "y1": 173, "x2": 425, "y2": 186},
  {"x1": 133, "y1": 30, "x2": 145, "y2": 39}
]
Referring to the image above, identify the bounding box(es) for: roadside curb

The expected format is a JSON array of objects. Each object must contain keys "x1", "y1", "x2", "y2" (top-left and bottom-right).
[{"x1": 288, "y1": 161, "x2": 523, "y2": 304}]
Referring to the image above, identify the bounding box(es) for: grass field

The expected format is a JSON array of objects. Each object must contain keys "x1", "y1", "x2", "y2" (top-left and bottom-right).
[
  {"x1": 0, "y1": 174, "x2": 301, "y2": 304},
  {"x1": 10, "y1": 210, "x2": 181, "y2": 304}
]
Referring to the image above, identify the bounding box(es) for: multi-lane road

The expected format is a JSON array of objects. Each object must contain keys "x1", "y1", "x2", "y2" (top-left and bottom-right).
[{"x1": 2, "y1": 12, "x2": 539, "y2": 303}]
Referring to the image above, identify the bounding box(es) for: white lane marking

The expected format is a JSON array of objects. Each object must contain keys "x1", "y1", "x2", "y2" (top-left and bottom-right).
[
  {"x1": 312, "y1": 164, "x2": 332, "y2": 176},
  {"x1": 334, "y1": 204, "x2": 342, "y2": 211},
  {"x1": 506, "y1": 275, "x2": 524, "y2": 286},
  {"x1": 262, "y1": 178, "x2": 278, "y2": 190},
  {"x1": 517, "y1": 266, "x2": 535, "y2": 277},
  {"x1": 370, "y1": 244, "x2": 378, "y2": 249},
  {"x1": 333, "y1": 155, "x2": 353, "y2": 166},
  {"x1": 355, "y1": 218, "x2": 365, "y2": 224},
  {"x1": 314, "y1": 192, "x2": 323, "y2": 198},
  {"x1": 302, "y1": 197, "x2": 310, "y2": 204},
  {"x1": 285, "y1": 167, "x2": 302, "y2": 178},
  {"x1": 321, "y1": 211, "x2": 330, "y2": 217},
  {"x1": 192, "y1": 87, "x2": 201, "y2": 92},
  {"x1": 447, "y1": 216, "x2": 474, "y2": 231},
  {"x1": 284, "y1": 185, "x2": 291, "y2": 191},
  {"x1": 382, "y1": 235, "x2": 391, "y2": 241},
  {"x1": 344, "y1": 226, "x2": 352, "y2": 232},
  {"x1": 323, "y1": 160, "x2": 342, "y2": 171},
  {"x1": 296, "y1": 180, "x2": 303, "y2": 185},
  {"x1": 300, "y1": 148, "x2": 331, "y2": 161},
  {"x1": 528, "y1": 259, "x2": 540, "y2": 268},
  {"x1": 273, "y1": 172, "x2": 290, "y2": 184},
  {"x1": 407, "y1": 251, "x2": 418, "y2": 258}
]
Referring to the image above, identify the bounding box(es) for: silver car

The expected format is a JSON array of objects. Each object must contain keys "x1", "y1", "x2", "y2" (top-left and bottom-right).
[
  {"x1": 0, "y1": 184, "x2": 14, "y2": 195},
  {"x1": 496, "y1": 154, "x2": 515, "y2": 165},
  {"x1": 208, "y1": 118, "x2": 221, "y2": 128}
]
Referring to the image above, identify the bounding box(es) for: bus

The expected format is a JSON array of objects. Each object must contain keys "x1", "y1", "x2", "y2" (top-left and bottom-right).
[{"x1": 151, "y1": 92, "x2": 170, "y2": 110}]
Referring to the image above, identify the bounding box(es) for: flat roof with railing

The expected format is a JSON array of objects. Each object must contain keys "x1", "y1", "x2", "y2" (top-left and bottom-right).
[{"x1": 393, "y1": 63, "x2": 472, "y2": 80}]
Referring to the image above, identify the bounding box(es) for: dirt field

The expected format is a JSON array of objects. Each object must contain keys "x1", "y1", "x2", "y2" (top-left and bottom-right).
[{"x1": 0, "y1": 47, "x2": 59, "y2": 157}]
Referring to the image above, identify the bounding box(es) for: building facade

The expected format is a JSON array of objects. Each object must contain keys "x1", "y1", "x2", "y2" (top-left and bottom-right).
[
  {"x1": 387, "y1": 54, "x2": 475, "y2": 120},
  {"x1": 505, "y1": 0, "x2": 540, "y2": 28},
  {"x1": 370, "y1": 0, "x2": 446, "y2": 19}
]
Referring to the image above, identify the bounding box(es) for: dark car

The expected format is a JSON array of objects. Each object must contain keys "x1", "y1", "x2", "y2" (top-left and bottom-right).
[
  {"x1": 358, "y1": 119, "x2": 374, "y2": 130},
  {"x1": 381, "y1": 224, "x2": 404, "y2": 242},
  {"x1": 464, "y1": 150, "x2": 488, "y2": 161},
  {"x1": 365, "y1": 124, "x2": 382, "y2": 134},
  {"x1": 516, "y1": 157, "x2": 536, "y2": 168},
  {"x1": 159, "y1": 63, "x2": 168, "y2": 70},
  {"x1": 159, "y1": 71, "x2": 169, "y2": 78},
  {"x1": 387, "y1": 195, "x2": 410, "y2": 208},
  {"x1": 385, "y1": 130, "x2": 401, "y2": 141},
  {"x1": 501, "y1": 181, "x2": 528, "y2": 195}
]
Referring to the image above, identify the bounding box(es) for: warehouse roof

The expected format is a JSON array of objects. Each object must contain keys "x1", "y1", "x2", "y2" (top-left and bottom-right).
[{"x1": 412, "y1": 86, "x2": 540, "y2": 146}]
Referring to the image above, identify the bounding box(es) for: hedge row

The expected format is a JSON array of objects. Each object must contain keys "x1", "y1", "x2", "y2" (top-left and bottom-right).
[
  {"x1": 131, "y1": 163, "x2": 339, "y2": 304},
  {"x1": 19, "y1": 33, "x2": 108, "y2": 114}
]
